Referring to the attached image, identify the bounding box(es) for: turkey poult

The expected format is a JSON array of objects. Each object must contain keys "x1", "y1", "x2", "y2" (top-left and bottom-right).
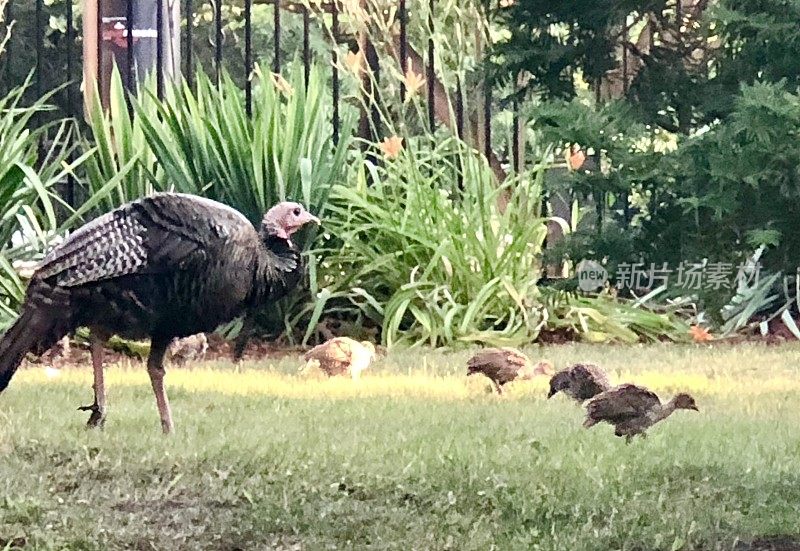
[
  {"x1": 583, "y1": 384, "x2": 699, "y2": 442},
  {"x1": 303, "y1": 337, "x2": 376, "y2": 379},
  {"x1": 466, "y1": 348, "x2": 553, "y2": 395},
  {"x1": 0, "y1": 193, "x2": 319, "y2": 433},
  {"x1": 168, "y1": 333, "x2": 209, "y2": 367},
  {"x1": 547, "y1": 362, "x2": 611, "y2": 402}
]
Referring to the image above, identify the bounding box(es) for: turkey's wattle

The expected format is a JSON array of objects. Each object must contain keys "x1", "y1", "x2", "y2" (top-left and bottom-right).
[{"x1": 0, "y1": 192, "x2": 319, "y2": 433}]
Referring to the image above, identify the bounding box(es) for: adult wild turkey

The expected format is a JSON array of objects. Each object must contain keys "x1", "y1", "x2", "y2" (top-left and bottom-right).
[
  {"x1": 0, "y1": 192, "x2": 319, "y2": 433},
  {"x1": 583, "y1": 384, "x2": 699, "y2": 442},
  {"x1": 466, "y1": 348, "x2": 553, "y2": 395},
  {"x1": 547, "y1": 362, "x2": 611, "y2": 402}
]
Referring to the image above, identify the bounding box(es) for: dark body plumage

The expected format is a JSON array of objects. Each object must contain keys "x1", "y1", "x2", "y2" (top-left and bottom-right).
[
  {"x1": 0, "y1": 192, "x2": 317, "y2": 432},
  {"x1": 548, "y1": 362, "x2": 611, "y2": 402}
]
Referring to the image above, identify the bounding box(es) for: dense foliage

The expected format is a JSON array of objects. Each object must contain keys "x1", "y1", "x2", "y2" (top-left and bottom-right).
[{"x1": 0, "y1": 82, "x2": 90, "y2": 330}]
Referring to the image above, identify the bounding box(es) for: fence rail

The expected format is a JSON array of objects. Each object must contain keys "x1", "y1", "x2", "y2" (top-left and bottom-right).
[{"x1": 1, "y1": 0, "x2": 514, "y2": 169}]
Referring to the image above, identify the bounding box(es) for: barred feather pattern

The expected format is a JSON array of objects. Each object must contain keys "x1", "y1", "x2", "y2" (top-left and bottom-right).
[{"x1": 37, "y1": 210, "x2": 148, "y2": 287}]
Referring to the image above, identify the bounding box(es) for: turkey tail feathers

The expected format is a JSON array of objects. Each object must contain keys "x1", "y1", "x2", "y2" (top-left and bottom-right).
[{"x1": 0, "y1": 308, "x2": 64, "y2": 392}]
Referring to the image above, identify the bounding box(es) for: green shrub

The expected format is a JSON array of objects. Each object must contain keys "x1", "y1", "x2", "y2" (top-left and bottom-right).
[
  {"x1": 83, "y1": 63, "x2": 353, "y2": 225},
  {"x1": 0, "y1": 81, "x2": 90, "y2": 328},
  {"x1": 311, "y1": 134, "x2": 689, "y2": 346}
]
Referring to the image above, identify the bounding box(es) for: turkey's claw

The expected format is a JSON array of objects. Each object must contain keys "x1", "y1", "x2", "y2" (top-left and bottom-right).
[{"x1": 77, "y1": 403, "x2": 106, "y2": 429}]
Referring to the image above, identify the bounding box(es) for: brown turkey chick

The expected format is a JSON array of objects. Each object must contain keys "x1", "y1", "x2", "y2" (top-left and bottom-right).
[
  {"x1": 466, "y1": 348, "x2": 552, "y2": 395},
  {"x1": 168, "y1": 333, "x2": 209, "y2": 367},
  {"x1": 547, "y1": 362, "x2": 611, "y2": 402},
  {"x1": 584, "y1": 384, "x2": 699, "y2": 442}
]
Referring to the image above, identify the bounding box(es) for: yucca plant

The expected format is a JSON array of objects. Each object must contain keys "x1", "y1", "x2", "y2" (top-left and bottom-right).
[
  {"x1": 314, "y1": 135, "x2": 556, "y2": 347},
  {"x1": 83, "y1": 63, "x2": 353, "y2": 222},
  {"x1": 137, "y1": 64, "x2": 353, "y2": 224},
  {"x1": 0, "y1": 81, "x2": 92, "y2": 329}
]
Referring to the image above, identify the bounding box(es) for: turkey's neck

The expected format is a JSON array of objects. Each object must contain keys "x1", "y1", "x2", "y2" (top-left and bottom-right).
[
  {"x1": 652, "y1": 399, "x2": 679, "y2": 423},
  {"x1": 251, "y1": 235, "x2": 300, "y2": 303}
]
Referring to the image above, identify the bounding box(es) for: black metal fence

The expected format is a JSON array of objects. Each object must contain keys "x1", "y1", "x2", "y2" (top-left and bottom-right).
[{"x1": 4, "y1": 0, "x2": 555, "y2": 216}]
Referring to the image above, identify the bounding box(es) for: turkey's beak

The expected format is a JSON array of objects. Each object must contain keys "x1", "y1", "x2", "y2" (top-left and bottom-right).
[
  {"x1": 547, "y1": 388, "x2": 556, "y2": 399},
  {"x1": 302, "y1": 212, "x2": 321, "y2": 226}
]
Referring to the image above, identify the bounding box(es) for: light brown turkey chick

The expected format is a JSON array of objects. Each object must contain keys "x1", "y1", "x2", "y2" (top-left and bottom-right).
[
  {"x1": 303, "y1": 337, "x2": 376, "y2": 380},
  {"x1": 168, "y1": 333, "x2": 209, "y2": 366},
  {"x1": 466, "y1": 348, "x2": 552, "y2": 395},
  {"x1": 583, "y1": 384, "x2": 699, "y2": 442},
  {"x1": 547, "y1": 362, "x2": 611, "y2": 402}
]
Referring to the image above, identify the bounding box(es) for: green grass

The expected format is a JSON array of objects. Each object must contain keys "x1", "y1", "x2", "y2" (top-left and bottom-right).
[{"x1": 2, "y1": 344, "x2": 800, "y2": 550}]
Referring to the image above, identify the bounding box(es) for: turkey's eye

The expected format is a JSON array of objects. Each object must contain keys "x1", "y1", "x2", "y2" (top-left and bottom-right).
[{"x1": 292, "y1": 207, "x2": 301, "y2": 216}]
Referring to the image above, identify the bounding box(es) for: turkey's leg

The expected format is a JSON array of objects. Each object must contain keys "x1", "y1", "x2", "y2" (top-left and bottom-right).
[
  {"x1": 493, "y1": 381, "x2": 504, "y2": 395},
  {"x1": 147, "y1": 338, "x2": 174, "y2": 434},
  {"x1": 233, "y1": 315, "x2": 254, "y2": 362},
  {"x1": 78, "y1": 338, "x2": 107, "y2": 428}
]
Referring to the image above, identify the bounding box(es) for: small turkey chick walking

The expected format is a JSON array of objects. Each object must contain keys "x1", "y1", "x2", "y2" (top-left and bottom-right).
[
  {"x1": 303, "y1": 337, "x2": 376, "y2": 380},
  {"x1": 0, "y1": 193, "x2": 319, "y2": 433},
  {"x1": 548, "y1": 362, "x2": 611, "y2": 402},
  {"x1": 168, "y1": 333, "x2": 209, "y2": 367},
  {"x1": 583, "y1": 384, "x2": 699, "y2": 442},
  {"x1": 466, "y1": 348, "x2": 552, "y2": 395}
]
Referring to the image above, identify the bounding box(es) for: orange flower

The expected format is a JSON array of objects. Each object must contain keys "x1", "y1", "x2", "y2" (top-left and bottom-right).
[
  {"x1": 344, "y1": 50, "x2": 363, "y2": 76},
  {"x1": 689, "y1": 325, "x2": 712, "y2": 343},
  {"x1": 568, "y1": 146, "x2": 586, "y2": 170},
  {"x1": 379, "y1": 136, "x2": 403, "y2": 159},
  {"x1": 403, "y1": 65, "x2": 426, "y2": 97},
  {"x1": 271, "y1": 72, "x2": 293, "y2": 96}
]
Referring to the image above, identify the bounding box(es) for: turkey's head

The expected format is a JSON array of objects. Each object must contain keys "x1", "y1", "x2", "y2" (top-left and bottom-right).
[
  {"x1": 262, "y1": 202, "x2": 321, "y2": 244},
  {"x1": 673, "y1": 393, "x2": 699, "y2": 411},
  {"x1": 547, "y1": 370, "x2": 571, "y2": 398}
]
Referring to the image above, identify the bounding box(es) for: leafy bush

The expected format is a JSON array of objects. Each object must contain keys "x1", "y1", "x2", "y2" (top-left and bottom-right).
[
  {"x1": 0, "y1": 82, "x2": 89, "y2": 329},
  {"x1": 312, "y1": 135, "x2": 689, "y2": 347},
  {"x1": 84, "y1": 63, "x2": 353, "y2": 224}
]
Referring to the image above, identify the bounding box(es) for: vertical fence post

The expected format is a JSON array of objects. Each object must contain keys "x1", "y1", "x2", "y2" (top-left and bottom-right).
[
  {"x1": 35, "y1": 0, "x2": 43, "y2": 102},
  {"x1": 156, "y1": 0, "x2": 164, "y2": 98},
  {"x1": 621, "y1": 21, "x2": 630, "y2": 225},
  {"x1": 66, "y1": 0, "x2": 74, "y2": 116},
  {"x1": 97, "y1": 0, "x2": 103, "y2": 102},
  {"x1": 399, "y1": 0, "x2": 407, "y2": 103},
  {"x1": 214, "y1": 0, "x2": 222, "y2": 84},
  {"x1": 185, "y1": 0, "x2": 194, "y2": 90},
  {"x1": 302, "y1": 7, "x2": 310, "y2": 87},
  {"x1": 426, "y1": 0, "x2": 434, "y2": 130},
  {"x1": 512, "y1": 95, "x2": 520, "y2": 173},
  {"x1": 126, "y1": 0, "x2": 134, "y2": 114},
  {"x1": 3, "y1": 1, "x2": 11, "y2": 95},
  {"x1": 483, "y1": 79, "x2": 491, "y2": 162},
  {"x1": 65, "y1": 0, "x2": 75, "y2": 207},
  {"x1": 273, "y1": 0, "x2": 280, "y2": 73},
  {"x1": 245, "y1": 0, "x2": 252, "y2": 115},
  {"x1": 456, "y1": 77, "x2": 464, "y2": 189},
  {"x1": 331, "y1": 0, "x2": 340, "y2": 144}
]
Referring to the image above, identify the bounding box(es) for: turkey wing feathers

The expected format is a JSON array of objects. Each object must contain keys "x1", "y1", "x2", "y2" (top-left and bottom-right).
[
  {"x1": 36, "y1": 193, "x2": 254, "y2": 287},
  {"x1": 585, "y1": 384, "x2": 660, "y2": 423}
]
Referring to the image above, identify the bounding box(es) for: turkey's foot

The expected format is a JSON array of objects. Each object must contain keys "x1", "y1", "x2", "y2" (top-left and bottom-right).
[{"x1": 77, "y1": 403, "x2": 106, "y2": 429}]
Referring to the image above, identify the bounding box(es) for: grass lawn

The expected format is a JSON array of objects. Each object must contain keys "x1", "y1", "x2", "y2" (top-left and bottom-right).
[{"x1": 2, "y1": 343, "x2": 800, "y2": 550}]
